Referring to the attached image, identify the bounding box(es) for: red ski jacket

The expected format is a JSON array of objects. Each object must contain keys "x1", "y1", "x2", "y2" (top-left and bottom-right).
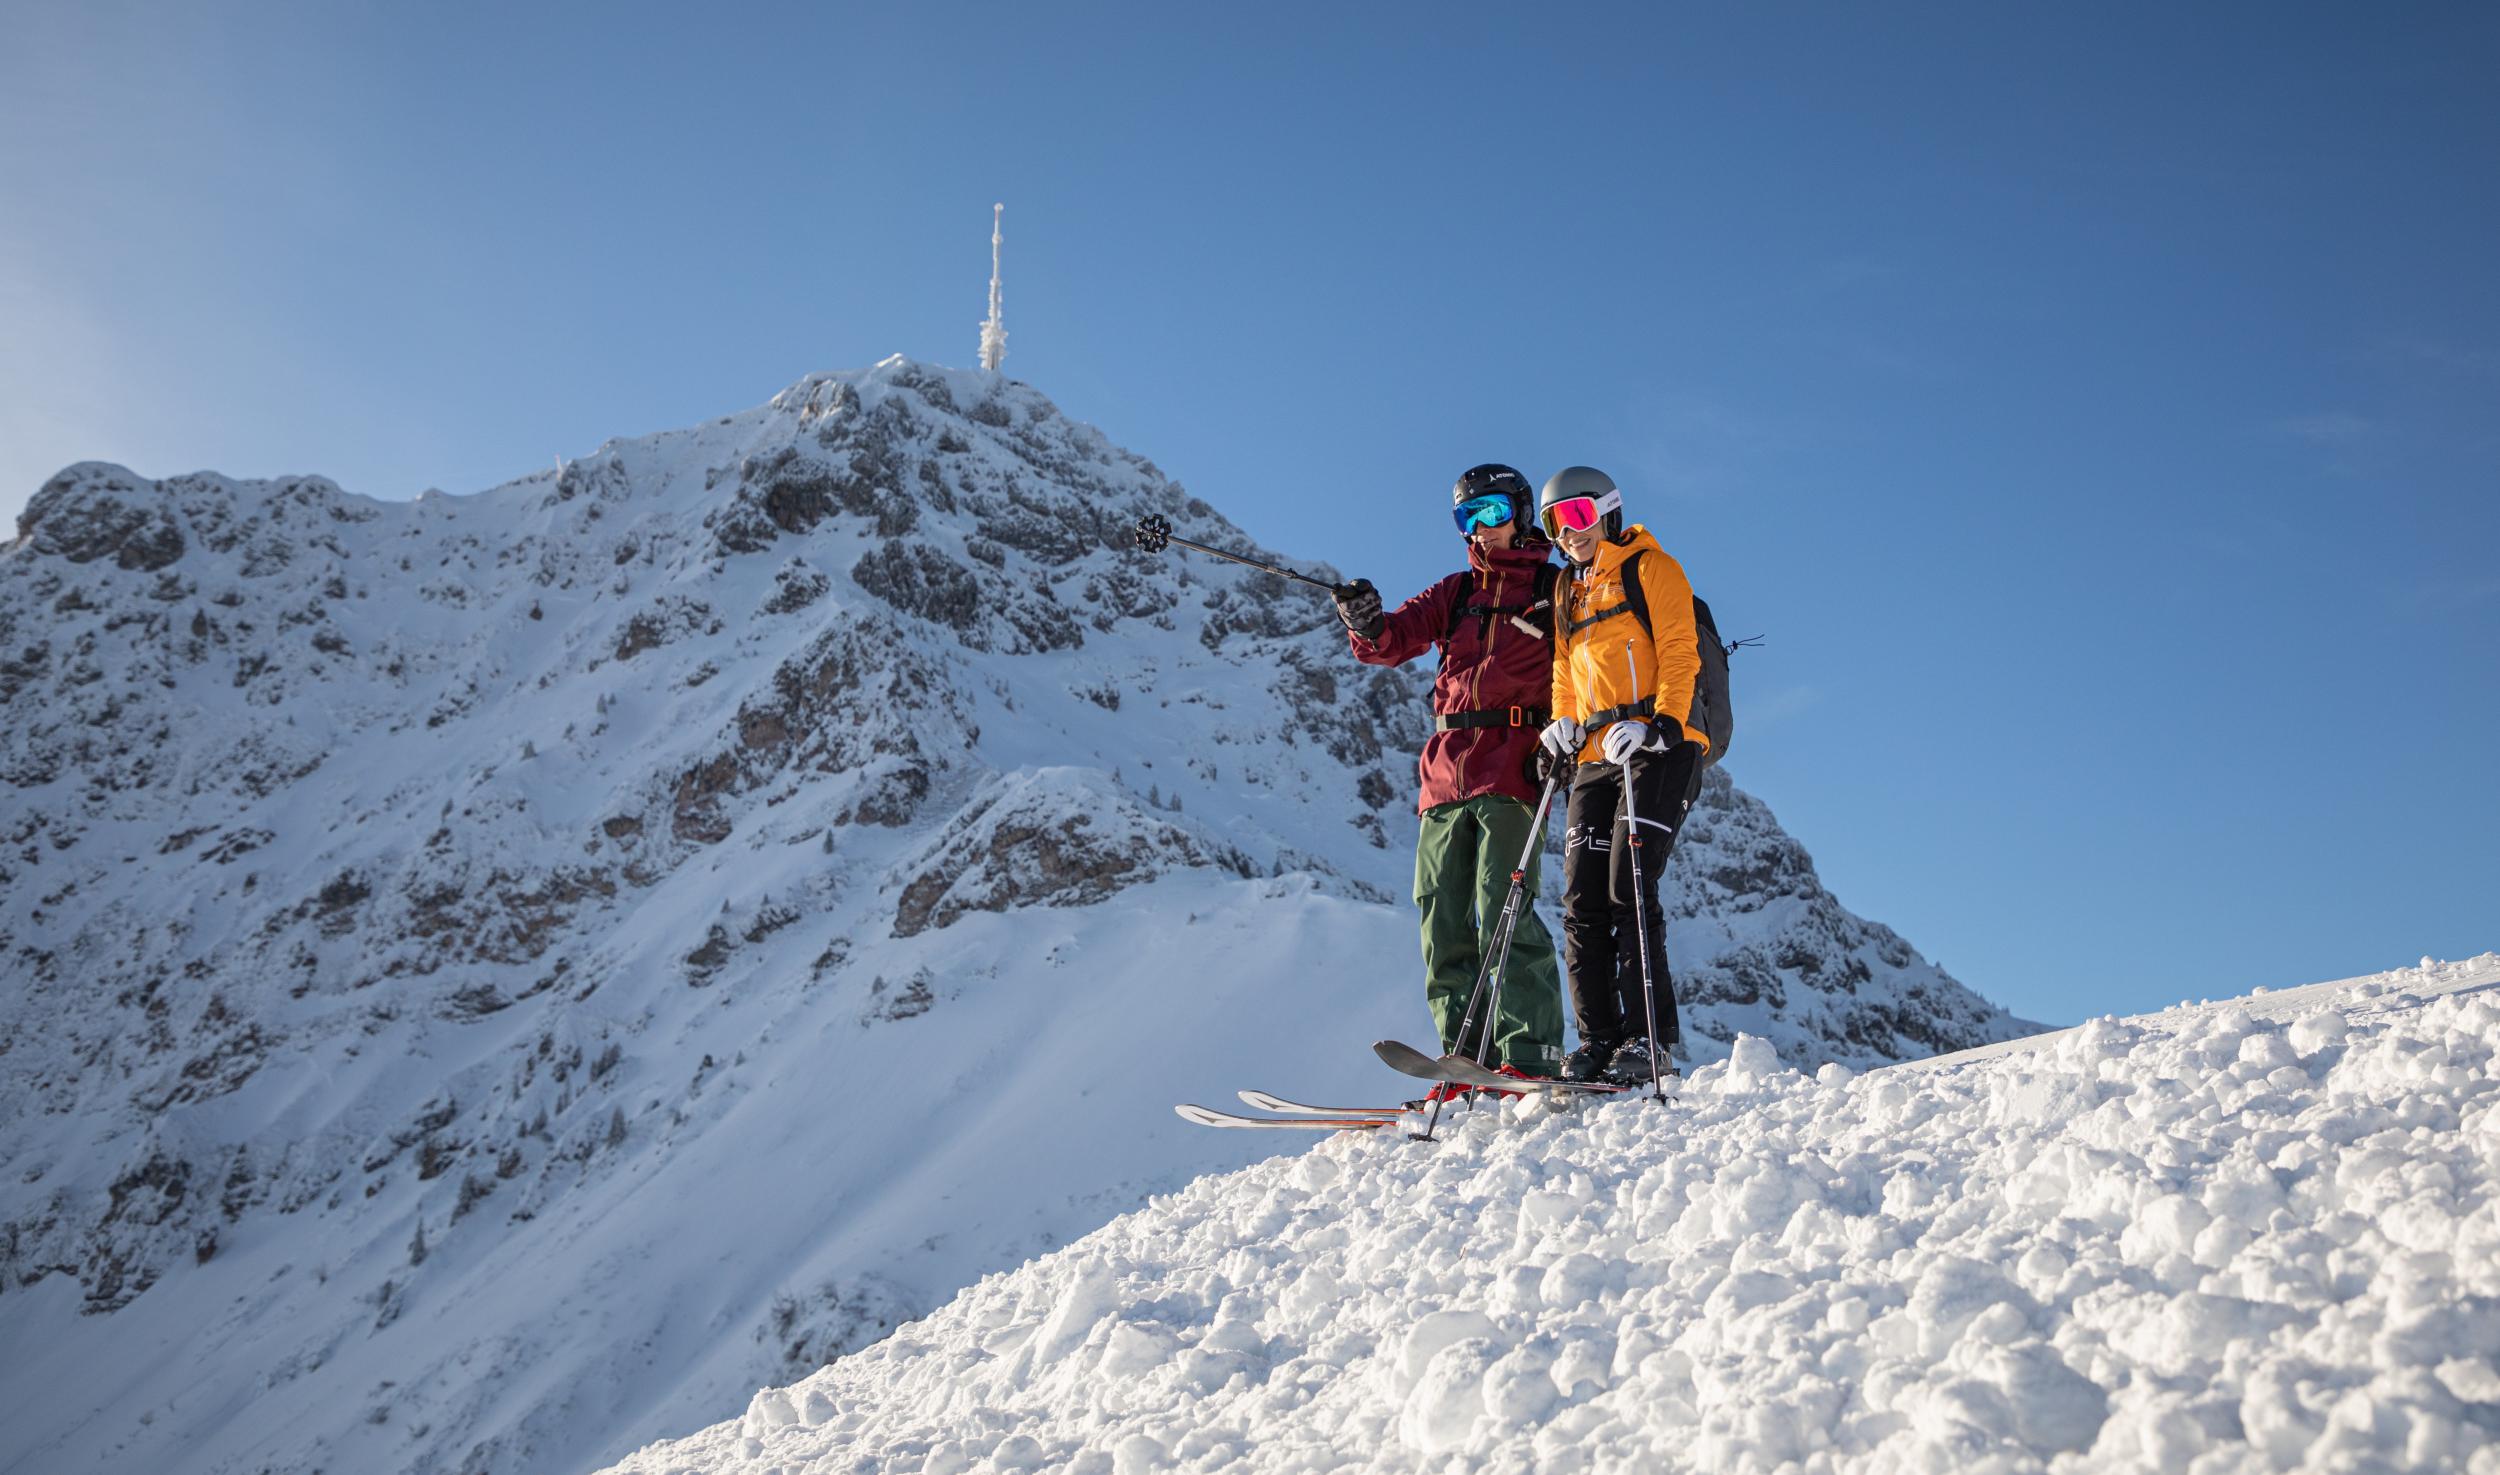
[{"x1": 1348, "y1": 539, "x2": 1559, "y2": 814}]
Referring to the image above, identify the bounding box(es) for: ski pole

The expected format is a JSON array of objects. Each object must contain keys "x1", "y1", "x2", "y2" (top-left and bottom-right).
[
  {"x1": 1620, "y1": 640, "x2": 1667, "y2": 1103},
  {"x1": 1133, "y1": 514, "x2": 1344, "y2": 594},
  {"x1": 1413, "y1": 764, "x2": 1565, "y2": 1143},
  {"x1": 1476, "y1": 765, "x2": 1564, "y2": 1069}
]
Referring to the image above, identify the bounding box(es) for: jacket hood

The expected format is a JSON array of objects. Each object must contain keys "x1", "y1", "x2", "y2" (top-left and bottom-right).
[{"x1": 1580, "y1": 524, "x2": 1664, "y2": 578}]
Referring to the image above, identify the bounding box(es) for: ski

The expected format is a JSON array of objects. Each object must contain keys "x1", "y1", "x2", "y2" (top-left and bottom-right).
[
  {"x1": 1371, "y1": 1039, "x2": 1625, "y2": 1094},
  {"x1": 1175, "y1": 1103, "x2": 1392, "y2": 1132},
  {"x1": 1237, "y1": 1089, "x2": 1410, "y2": 1118},
  {"x1": 1373, "y1": 1037, "x2": 1472, "y2": 1082}
]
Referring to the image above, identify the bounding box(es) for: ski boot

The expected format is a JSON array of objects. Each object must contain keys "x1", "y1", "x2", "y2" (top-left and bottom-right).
[
  {"x1": 1561, "y1": 1037, "x2": 1618, "y2": 1084},
  {"x1": 1603, "y1": 1036, "x2": 1671, "y2": 1088}
]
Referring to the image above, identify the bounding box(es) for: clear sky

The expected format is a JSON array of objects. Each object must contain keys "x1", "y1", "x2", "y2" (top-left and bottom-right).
[{"x1": 5, "y1": 1, "x2": 2493, "y2": 1026}]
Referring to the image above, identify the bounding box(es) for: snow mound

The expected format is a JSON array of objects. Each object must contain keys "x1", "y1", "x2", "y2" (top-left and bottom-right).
[{"x1": 604, "y1": 955, "x2": 2500, "y2": 1475}]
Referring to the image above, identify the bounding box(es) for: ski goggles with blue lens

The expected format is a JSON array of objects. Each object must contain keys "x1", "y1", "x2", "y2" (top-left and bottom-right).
[{"x1": 1452, "y1": 494, "x2": 1515, "y2": 535}]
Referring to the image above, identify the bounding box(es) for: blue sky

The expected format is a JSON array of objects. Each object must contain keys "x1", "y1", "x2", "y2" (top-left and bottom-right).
[{"x1": 4, "y1": 2, "x2": 2493, "y2": 1026}]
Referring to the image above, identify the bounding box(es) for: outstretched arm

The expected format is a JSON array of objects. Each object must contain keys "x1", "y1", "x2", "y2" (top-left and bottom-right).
[{"x1": 1349, "y1": 573, "x2": 1463, "y2": 668}]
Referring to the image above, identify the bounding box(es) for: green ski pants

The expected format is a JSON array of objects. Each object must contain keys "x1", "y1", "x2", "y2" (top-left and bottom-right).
[{"x1": 1413, "y1": 793, "x2": 1566, "y2": 1073}]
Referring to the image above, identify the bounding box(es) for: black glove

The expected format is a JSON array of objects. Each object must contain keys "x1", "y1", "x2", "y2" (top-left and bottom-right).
[{"x1": 1333, "y1": 579, "x2": 1384, "y2": 641}]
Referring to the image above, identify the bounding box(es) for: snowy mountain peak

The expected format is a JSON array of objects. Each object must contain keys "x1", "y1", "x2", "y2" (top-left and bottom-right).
[{"x1": 2, "y1": 363, "x2": 2028, "y2": 1475}]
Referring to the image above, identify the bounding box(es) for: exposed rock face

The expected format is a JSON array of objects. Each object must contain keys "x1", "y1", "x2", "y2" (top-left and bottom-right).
[
  {"x1": 0, "y1": 356, "x2": 2031, "y2": 1475},
  {"x1": 888, "y1": 769, "x2": 1257, "y2": 938}
]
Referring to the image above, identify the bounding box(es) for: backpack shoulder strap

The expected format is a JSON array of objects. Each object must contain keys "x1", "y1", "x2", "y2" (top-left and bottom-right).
[
  {"x1": 1439, "y1": 570, "x2": 1476, "y2": 644},
  {"x1": 1618, "y1": 548, "x2": 1653, "y2": 639}
]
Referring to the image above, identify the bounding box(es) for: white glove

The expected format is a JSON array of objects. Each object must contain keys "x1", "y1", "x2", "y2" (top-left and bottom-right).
[
  {"x1": 1601, "y1": 719, "x2": 1656, "y2": 766},
  {"x1": 1538, "y1": 717, "x2": 1585, "y2": 762}
]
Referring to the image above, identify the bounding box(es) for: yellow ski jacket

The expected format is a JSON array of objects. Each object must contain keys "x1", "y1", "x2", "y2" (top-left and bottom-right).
[{"x1": 1549, "y1": 525, "x2": 1707, "y2": 763}]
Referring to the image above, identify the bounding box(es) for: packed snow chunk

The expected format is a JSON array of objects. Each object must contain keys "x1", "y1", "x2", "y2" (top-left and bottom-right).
[
  {"x1": 1032, "y1": 1256, "x2": 1123, "y2": 1366},
  {"x1": 1975, "y1": 1341, "x2": 2109, "y2": 1452},
  {"x1": 1198, "y1": 1293, "x2": 1267, "y2": 1356},
  {"x1": 2200, "y1": 1160, "x2": 2291, "y2": 1230},
  {"x1": 1906, "y1": 1257, "x2": 2034, "y2": 1356},
  {"x1": 1108, "y1": 1433, "x2": 1169, "y2": 1475},
  {"x1": 2196, "y1": 1005, "x2": 2259, "y2": 1051},
  {"x1": 2375, "y1": 1295, "x2": 2500, "y2": 1369},
  {"x1": 1480, "y1": 1343, "x2": 1559, "y2": 1429},
  {"x1": 1291, "y1": 1149, "x2": 1342, "y2": 1193},
  {"x1": 2111, "y1": 1291, "x2": 2300, "y2": 1376},
  {"x1": 2238, "y1": 1362, "x2": 2332, "y2": 1468},
  {"x1": 2235, "y1": 1028, "x2": 2302, "y2": 1076},
  {"x1": 1548, "y1": 1330, "x2": 1614, "y2": 1400},
  {"x1": 741, "y1": 1387, "x2": 799, "y2": 1438},
  {"x1": 1904, "y1": 1374, "x2": 2019, "y2": 1446},
  {"x1": 2060, "y1": 1014, "x2": 2142, "y2": 1069},
  {"x1": 2437, "y1": 1357, "x2": 2500, "y2": 1403},
  {"x1": 1721, "y1": 1033, "x2": 1787, "y2": 1090},
  {"x1": 2119, "y1": 1193, "x2": 2212, "y2": 1264},
  {"x1": 1715, "y1": 1150, "x2": 1820, "y2": 1236},
  {"x1": 1395, "y1": 1308, "x2": 1497, "y2": 1393},
  {"x1": 2290, "y1": 1008, "x2": 2351, "y2": 1058},
  {"x1": 1399, "y1": 1336, "x2": 1497, "y2": 1455},
  {"x1": 2092, "y1": 1391, "x2": 2215, "y2": 1469},
  {"x1": 1990, "y1": 1065, "x2": 2110, "y2": 1135},
  {"x1": 1095, "y1": 1320, "x2": 1175, "y2": 1378},
  {"x1": 1278, "y1": 1262, "x2": 1343, "y2": 1320},
  {"x1": 1517, "y1": 1173, "x2": 1596, "y2": 1231},
  {"x1": 1537, "y1": 1251, "x2": 1621, "y2": 1312}
]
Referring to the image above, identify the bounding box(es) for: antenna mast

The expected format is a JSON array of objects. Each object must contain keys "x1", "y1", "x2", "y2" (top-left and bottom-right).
[{"x1": 979, "y1": 203, "x2": 1008, "y2": 373}]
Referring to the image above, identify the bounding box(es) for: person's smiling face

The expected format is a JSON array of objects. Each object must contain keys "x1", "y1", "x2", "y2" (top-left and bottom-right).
[{"x1": 1558, "y1": 524, "x2": 1601, "y2": 563}]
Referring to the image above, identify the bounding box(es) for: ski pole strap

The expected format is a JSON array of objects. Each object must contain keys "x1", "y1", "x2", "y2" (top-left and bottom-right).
[
  {"x1": 1434, "y1": 706, "x2": 1551, "y2": 731},
  {"x1": 1584, "y1": 695, "x2": 1656, "y2": 728}
]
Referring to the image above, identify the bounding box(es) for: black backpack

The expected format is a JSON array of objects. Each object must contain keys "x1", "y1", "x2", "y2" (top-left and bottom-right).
[{"x1": 1573, "y1": 550, "x2": 1738, "y2": 769}]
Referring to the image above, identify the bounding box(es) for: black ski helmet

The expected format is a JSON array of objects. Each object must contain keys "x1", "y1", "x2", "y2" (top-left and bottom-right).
[
  {"x1": 1452, "y1": 463, "x2": 1538, "y2": 538},
  {"x1": 1538, "y1": 465, "x2": 1625, "y2": 545}
]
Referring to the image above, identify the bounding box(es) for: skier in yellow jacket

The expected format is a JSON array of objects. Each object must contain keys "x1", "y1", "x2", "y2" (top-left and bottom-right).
[{"x1": 1533, "y1": 466, "x2": 1710, "y2": 1086}]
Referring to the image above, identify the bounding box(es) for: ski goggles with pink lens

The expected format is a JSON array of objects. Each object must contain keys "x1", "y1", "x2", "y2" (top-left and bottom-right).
[
  {"x1": 1539, "y1": 489, "x2": 1621, "y2": 538},
  {"x1": 1452, "y1": 494, "x2": 1516, "y2": 535}
]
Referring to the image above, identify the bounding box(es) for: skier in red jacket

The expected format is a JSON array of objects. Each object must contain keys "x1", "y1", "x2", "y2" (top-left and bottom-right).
[{"x1": 1330, "y1": 465, "x2": 1566, "y2": 1077}]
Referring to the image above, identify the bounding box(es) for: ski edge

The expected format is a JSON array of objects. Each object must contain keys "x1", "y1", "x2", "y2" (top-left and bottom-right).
[{"x1": 1237, "y1": 1089, "x2": 1407, "y2": 1118}]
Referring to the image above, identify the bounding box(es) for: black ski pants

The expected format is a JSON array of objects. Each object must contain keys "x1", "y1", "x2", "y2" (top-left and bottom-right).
[{"x1": 1560, "y1": 740, "x2": 1703, "y2": 1049}]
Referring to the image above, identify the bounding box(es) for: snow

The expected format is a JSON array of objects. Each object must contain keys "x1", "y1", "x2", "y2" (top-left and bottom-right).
[{"x1": 603, "y1": 954, "x2": 2500, "y2": 1475}]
